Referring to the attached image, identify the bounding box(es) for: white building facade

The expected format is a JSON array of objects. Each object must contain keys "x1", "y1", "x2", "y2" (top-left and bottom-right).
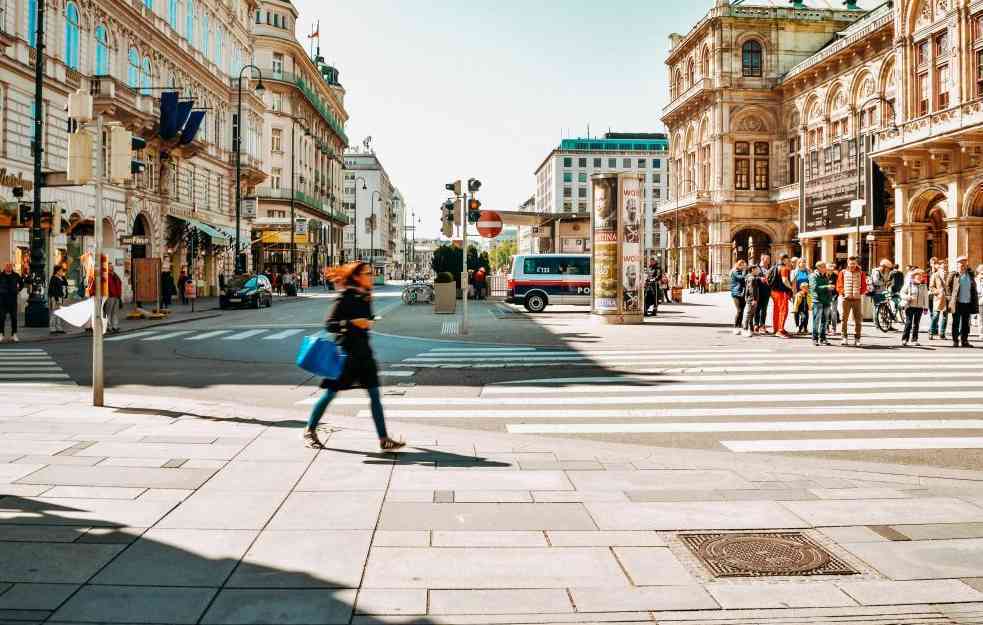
[{"x1": 342, "y1": 148, "x2": 403, "y2": 274}]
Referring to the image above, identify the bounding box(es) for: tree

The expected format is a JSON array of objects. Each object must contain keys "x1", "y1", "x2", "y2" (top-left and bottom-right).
[
  {"x1": 431, "y1": 244, "x2": 463, "y2": 287},
  {"x1": 490, "y1": 240, "x2": 517, "y2": 272}
]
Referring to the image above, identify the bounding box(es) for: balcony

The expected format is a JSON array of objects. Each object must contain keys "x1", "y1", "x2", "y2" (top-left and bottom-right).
[
  {"x1": 89, "y1": 76, "x2": 158, "y2": 127},
  {"x1": 772, "y1": 183, "x2": 800, "y2": 203},
  {"x1": 656, "y1": 189, "x2": 710, "y2": 216},
  {"x1": 254, "y1": 187, "x2": 349, "y2": 225},
  {"x1": 876, "y1": 99, "x2": 983, "y2": 153},
  {"x1": 662, "y1": 77, "x2": 714, "y2": 122},
  {"x1": 254, "y1": 68, "x2": 348, "y2": 144}
]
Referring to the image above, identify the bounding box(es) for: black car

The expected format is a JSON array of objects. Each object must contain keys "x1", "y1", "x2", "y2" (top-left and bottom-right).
[{"x1": 220, "y1": 274, "x2": 273, "y2": 309}]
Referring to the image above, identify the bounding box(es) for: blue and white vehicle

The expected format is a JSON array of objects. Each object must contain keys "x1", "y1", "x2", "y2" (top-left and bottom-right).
[{"x1": 506, "y1": 253, "x2": 591, "y2": 312}]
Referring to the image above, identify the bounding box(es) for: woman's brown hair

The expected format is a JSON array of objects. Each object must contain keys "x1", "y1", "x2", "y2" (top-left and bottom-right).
[{"x1": 327, "y1": 262, "x2": 370, "y2": 288}]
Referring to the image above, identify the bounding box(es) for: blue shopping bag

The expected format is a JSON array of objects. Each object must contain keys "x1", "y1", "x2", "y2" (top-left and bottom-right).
[{"x1": 296, "y1": 334, "x2": 347, "y2": 380}]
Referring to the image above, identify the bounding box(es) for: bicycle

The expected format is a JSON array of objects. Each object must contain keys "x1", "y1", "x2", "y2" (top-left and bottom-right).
[{"x1": 872, "y1": 291, "x2": 903, "y2": 332}]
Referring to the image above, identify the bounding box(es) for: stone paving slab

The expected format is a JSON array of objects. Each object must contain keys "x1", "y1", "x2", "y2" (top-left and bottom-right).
[
  {"x1": 584, "y1": 501, "x2": 809, "y2": 530},
  {"x1": 75, "y1": 441, "x2": 245, "y2": 461},
  {"x1": 92, "y1": 528, "x2": 256, "y2": 587},
  {"x1": 613, "y1": 546, "x2": 695, "y2": 585},
  {"x1": 362, "y1": 547, "x2": 629, "y2": 589},
  {"x1": 354, "y1": 589, "x2": 427, "y2": 615},
  {"x1": 0, "y1": 542, "x2": 123, "y2": 583},
  {"x1": 705, "y1": 581, "x2": 858, "y2": 609},
  {"x1": 569, "y1": 585, "x2": 719, "y2": 612},
  {"x1": 783, "y1": 497, "x2": 983, "y2": 527},
  {"x1": 429, "y1": 589, "x2": 573, "y2": 614},
  {"x1": 568, "y1": 470, "x2": 752, "y2": 492},
  {"x1": 267, "y1": 492, "x2": 384, "y2": 530},
  {"x1": 430, "y1": 530, "x2": 548, "y2": 547},
  {"x1": 378, "y1": 503, "x2": 597, "y2": 531},
  {"x1": 227, "y1": 530, "x2": 372, "y2": 588},
  {"x1": 0, "y1": 583, "x2": 78, "y2": 610},
  {"x1": 41, "y1": 486, "x2": 146, "y2": 499},
  {"x1": 0, "y1": 498, "x2": 178, "y2": 527},
  {"x1": 545, "y1": 530, "x2": 666, "y2": 546},
  {"x1": 389, "y1": 469, "x2": 572, "y2": 491},
  {"x1": 837, "y1": 579, "x2": 983, "y2": 605},
  {"x1": 16, "y1": 466, "x2": 215, "y2": 489},
  {"x1": 157, "y1": 491, "x2": 286, "y2": 530},
  {"x1": 198, "y1": 461, "x2": 309, "y2": 493},
  {"x1": 295, "y1": 462, "x2": 393, "y2": 491},
  {"x1": 200, "y1": 588, "x2": 356, "y2": 625},
  {"x1": 842, "y1": 538, "x2": 983, "y2": 580},
  {"x1": 51, "y1": 584, "x2": 217, "y2": 623}
]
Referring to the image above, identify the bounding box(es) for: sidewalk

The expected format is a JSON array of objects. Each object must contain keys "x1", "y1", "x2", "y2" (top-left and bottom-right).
[
  {"x1": 1, "y1": 387, "x2": 982, "y2": 623},
  {"x1": 8, "y1": 287, "x2": 335, "y2": 344}
]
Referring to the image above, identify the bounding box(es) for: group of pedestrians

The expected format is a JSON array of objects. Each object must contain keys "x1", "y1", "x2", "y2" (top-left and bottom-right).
[
  {"x1": 729, "y1": 253, "x2": 981, "y2": 348},
  {"x1": 687, "y1": 269, "x2": 709, "y2": 294}
]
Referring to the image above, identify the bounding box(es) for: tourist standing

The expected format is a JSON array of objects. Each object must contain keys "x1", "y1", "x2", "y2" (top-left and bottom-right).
[
  {"x1": 976, "y1": 264, "x2": 983, "y2": 341},
  {"x1": 755, "y1": 253, "x2": 772, "y2": 333},
  {"x1": 48, "y1": 266, "x2": 69, "y2": 335},
  {"x1": 729, "y1": 260, "x2": 747, "y2": 335},
  {"x1": 742, "y1": 264, "x2": 763, "y2": 338},
  {"x1": 809, "y1": 261, "x2": 834, "y2": 346},
  {"x1": 900, "y1": 267, "x2": 929, "y2": 347},
  {"x1": 945, "y1": 256, "x2": 978, "y2": 348},
  {"x1": 792, "y1": 282, "x2": 811, "y2": 335},
  {"x1": 930, "y1": 259, "x2": 949, "y2": 340},
  {"x1": 768, "y1": 254, "x2": 793, "y2": 338},
  {"x1": 836, "y1": 255, "x2": 868, "y2": 347}
]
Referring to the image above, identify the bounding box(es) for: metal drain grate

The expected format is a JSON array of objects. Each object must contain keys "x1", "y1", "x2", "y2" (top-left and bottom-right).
[{"x1": 679, "y1": 532, "x2": 858, "y2": 578}]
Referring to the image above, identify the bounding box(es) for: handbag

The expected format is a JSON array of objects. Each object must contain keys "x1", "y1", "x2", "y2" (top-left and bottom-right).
[{"x1": 296, "y1": 334, "x2": 347, "y2": 380}]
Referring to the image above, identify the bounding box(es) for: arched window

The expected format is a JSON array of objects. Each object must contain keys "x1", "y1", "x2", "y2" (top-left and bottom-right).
[
  {"x1": 27, "y1": 0, "x2": 37, "y2": 47},
  {"x1": 185, "y1": 0, "x2": 194, "y2": 42},
  {"x1": 94, "y1": 24, "x2": 109, "y2": 75},
  {"x1": 65, "y1": 2, "x2": 80, "y2": 70},
  {"x1": 742, "y1": 40, "x2": 763, "y2": 77},
  {"x1": 128, "y1": 47, "x2": 140, "y2": 88},
  {"x1": 168, "y1": 0, "x2": 178, "y2": 29},
  {"x1": 701, "y1": 46, "x2": 710, "y2": 77},
  {"x1": 141, "y1": 57, "x2": 152, "y2": 95},
  {"x1": 687, "y1": 59, "x2": 695, "y2": 87}
]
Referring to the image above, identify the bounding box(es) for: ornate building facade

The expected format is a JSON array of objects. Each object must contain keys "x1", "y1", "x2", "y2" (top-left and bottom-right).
[
  {"x1": 251, "y1": 0, "x2": 348, "y2": 281},
  {"x1": 661, "y1": 0, "x2": 983, "y2": 285}
]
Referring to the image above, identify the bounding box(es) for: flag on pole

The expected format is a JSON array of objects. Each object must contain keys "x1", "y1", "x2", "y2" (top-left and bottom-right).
[{"x1": 308, "y1": 20, "x2": 319, "y2": 39}]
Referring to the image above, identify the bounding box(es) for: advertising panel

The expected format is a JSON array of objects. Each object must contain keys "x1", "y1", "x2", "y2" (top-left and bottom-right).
[
  {"x1": 591, "y1": 173, "x2": 644, "y2": 323},
  {"x1": 620, "y1": 176, "x2": 643, "y2": 315},
  {"x1": 591, "y1": 176, "x2": 618, "y2": 312}
]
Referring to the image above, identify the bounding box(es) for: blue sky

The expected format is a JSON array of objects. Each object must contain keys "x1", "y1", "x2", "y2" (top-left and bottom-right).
[{"x1": 293, "y1": 1, "x2": 874, "y2": 238}]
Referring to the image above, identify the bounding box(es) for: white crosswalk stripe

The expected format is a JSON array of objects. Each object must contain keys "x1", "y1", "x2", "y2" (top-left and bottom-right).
[
  {"x1": 303, "y1": 346, "x2": 983, "y2": 455},
  {"x1": 102, "y1": 328, "x2": 316, "y2": 343},
  {"x1": 0, "y1": 348, "x2": 74, "y2": 386},
  {"x1": 222, "y1": 329, "x2": 267, "y2": 341},
  {"x1": 263, "y1": 329, "x2": 304, "y2": 340}
]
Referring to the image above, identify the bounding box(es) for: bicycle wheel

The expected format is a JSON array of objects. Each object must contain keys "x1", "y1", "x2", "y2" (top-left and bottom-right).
[{"x1": 875, "y1": 303, "x2": 893, "y2": 332}]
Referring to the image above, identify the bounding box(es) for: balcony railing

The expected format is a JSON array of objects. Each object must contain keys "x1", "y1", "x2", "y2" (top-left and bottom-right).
[
  {"x1": 877, "y1": 98, "x2": 983, "y2": 151},
  {"x1": 772, "y1": 183, "x2": 800, "y2": 202},
  {"x1": 663, "y1": 77, "x2": 713, "y2": 119},
  {"x1": 254, "y1": 187, "x2": 349, "y2": 224},
  {"x1": 255, "y1": 68, "x2": 348, "y2": 144},
  {"x1": 784, "y1": 3, "x2": 893, "y2": 80}
]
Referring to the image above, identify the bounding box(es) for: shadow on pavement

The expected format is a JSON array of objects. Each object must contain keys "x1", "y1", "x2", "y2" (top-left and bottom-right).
[
  {"x1": 320, "y1": 446, "x2": 511, "y2": 468},
  {"x1": 0, "y1": 494, "x2": 438, "y2": 624}
]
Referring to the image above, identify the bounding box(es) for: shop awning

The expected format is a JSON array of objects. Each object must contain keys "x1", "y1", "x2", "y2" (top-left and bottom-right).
[{"x1": 187, "y1": 218, "x2": 231, "y2": 245}]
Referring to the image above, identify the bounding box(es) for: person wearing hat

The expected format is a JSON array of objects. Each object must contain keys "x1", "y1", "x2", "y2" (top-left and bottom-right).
[
  {"x1": 945, "y1": 256, "x2": 979, "y2": 347},
  {"x1": 899, "y1": 267, "x2": 929, "y2": 347}
]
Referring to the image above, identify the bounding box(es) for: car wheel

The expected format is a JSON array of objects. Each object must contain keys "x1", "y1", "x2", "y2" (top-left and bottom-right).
[{"x1": 524, "y1": 292, "x2": 547, "y2": 313}]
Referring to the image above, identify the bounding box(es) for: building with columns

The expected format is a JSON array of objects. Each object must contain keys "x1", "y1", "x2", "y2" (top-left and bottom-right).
[
  {"x1": 251, "y1": 0, "x2": 349, "y2": 281},
  {"x1": 660, "y1": 0, "x2": 983, "y2": 286},
  {"x1": 0, "y1": 0, "x2": 266, "y2": 301}
]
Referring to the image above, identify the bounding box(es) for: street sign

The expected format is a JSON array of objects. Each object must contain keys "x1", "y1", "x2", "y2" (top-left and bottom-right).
[
  {"x1": 119, "y1": 235, "x2": 150, "y2": 246},
  {"x1": 849, "y1": 199, "x2": 865, "y2": 218},
  {"x1": 242, "y1": 197, "x2": 257, "y2": 219},
  {"x1": 476, "y1": 210, "x2": 503, "y2": 238}
]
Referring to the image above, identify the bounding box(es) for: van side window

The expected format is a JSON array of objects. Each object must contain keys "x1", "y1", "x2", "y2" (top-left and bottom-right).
[
  {"x1": 568, "y1": 258, "x2": 590, "y2": 275},
  {"x1": 524, "y1": 258, "x2": 559, "y2": 274}
]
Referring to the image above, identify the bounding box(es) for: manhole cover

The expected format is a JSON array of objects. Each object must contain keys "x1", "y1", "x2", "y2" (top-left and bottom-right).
[{"x1": 679, "y1": 532, "x2": 858, "y2": 578}]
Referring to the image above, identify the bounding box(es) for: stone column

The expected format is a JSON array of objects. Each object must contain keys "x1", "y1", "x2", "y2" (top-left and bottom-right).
[
  {"x1": 894, "y1": 223, "x2": 928, "y2": 270},
  {"x1": 801, "y1": 238, "x2": 817, "y2": 267},
  {"x1": 947, "y1": 217, "x2": 983, "y2": 263},
  {"x1": 819, "y1": 235, "x2": 835, "y2": 265},
  {"x1": 846, "y1": 231, "x2": 861, "y2": 258}
]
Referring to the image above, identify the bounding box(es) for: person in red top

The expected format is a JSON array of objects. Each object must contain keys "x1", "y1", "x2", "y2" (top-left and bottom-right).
[
  {"x1": 698, "y1": 269, "x2": 709, "y2": 294},
  {"x1": 835, "y1": 255, "x2": 868, "y2": 346},
  {"x1": 769, "y1": 255, "x2": 794, "y2": 338},
  {"x1": 105, "y1": 264, "x2": 124, "y2": 334}
]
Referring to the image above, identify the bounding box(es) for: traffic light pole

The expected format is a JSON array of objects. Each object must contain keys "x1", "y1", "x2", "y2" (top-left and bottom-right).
[
  {"x1": 92, "y1": 114, "x2": 105, "y2": 407},
  {"x1": 24, "y1": 0, "x2": 48, "y2": 327}
]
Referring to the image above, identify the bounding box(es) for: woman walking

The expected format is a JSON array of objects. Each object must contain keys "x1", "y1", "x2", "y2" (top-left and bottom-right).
[
  {"x1": 729, "y1": 260, "x2": 747, "y2": 335},
  {"x1": 303, "y1": 262, "x2": 404, "y2": 451}
]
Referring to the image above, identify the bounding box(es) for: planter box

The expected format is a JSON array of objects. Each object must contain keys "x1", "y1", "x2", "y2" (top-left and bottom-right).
[{"x1": 433, "y1": 282, "x2": 457, "y2": 314}]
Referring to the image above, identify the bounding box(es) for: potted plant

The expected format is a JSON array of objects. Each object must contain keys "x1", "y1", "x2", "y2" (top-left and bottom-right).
[{"x1": 433, "y1": 271, "x2": 457, "y2": 314}]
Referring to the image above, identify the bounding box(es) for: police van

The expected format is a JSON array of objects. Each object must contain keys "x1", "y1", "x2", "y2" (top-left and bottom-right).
[{"x1": 506, "y1": 254, "x2": 591, "y2": 312}]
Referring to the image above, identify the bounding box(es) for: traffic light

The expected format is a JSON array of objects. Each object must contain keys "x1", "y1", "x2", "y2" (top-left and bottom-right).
[
  {"x1": 67, "y1": 131, "x2": 93, "y2": 184},
  {"x1": 109, "y1": 128, "x2": 146, "y2": 182},
  {"x1": 468, "y1": 197, "x2": 481, "y2": 224},
  {"x1": 440, "y1": 199, "x2": 456, "y2": 238},
  {"x1": 468, "y1": 178, "x2": 481, "y2": 193},
  {"x1": 445, "y1": 180, "x2": 462, "y2": 195}
]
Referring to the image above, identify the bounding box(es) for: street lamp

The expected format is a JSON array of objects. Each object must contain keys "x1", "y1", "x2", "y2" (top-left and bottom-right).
[
  {"x1": 370, "y1": 190, "x2": 382, "y2": 272},
  {"x1": 290, "y1": 116, "x2": 310, "y2": 272},
  {"x1": 234, "y1": 64, "x2": 264, "y2": 274},
  {"x1": 353, "y1": 176, "x2": 367, "y2": 260},
  {"x1": 24, "y1": 0, "x2": 48, "y2": 326}
]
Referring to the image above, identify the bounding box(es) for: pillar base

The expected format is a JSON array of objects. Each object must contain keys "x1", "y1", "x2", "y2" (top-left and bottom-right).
[{"x1": 592, "y1": 313, "x2": 644, "y2": 325}]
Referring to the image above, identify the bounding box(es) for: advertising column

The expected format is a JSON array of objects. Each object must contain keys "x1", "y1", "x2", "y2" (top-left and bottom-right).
[{"x1": 591, "y1": 173, "x2": 644, "y2": 324}]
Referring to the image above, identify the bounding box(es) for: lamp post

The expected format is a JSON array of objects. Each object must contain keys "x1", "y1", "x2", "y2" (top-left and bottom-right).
[
  {"x1": 24, "y1": 0, "x2": 48, "y2": 326},
  {"x1": 234, "y1": 64, "x2": 264, "y2": 274},
  {"x1": 370, "y1": 190, "x2": 382, "y2": 273},
  {"x1": 353, "y1": 176, "x2": 366, "y2": 260},
  {"x1": 290, "y1": 116, "x2": 310, "y2": 271}
]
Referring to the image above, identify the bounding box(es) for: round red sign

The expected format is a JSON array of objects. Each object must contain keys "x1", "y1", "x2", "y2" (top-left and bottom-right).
[{"x1": 476, "y1": 210, "x2": 503, "y2": 238}]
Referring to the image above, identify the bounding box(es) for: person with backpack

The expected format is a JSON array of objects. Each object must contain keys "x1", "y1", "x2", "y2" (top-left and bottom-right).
[
  {"x1": 768, "y1": 254, "x2": 794, "y2": 338},
  {"x1": 754, "y1": 254, "x2": 772, "y2": 333},
  {"x1": 741, "y1": 263, "x2": 763, "y2": 338},
  {"x1": 303, "y1": 261, "x2": 405, "y2": 451},
  {"x1": 809, "y1": 261, "x2": 835, "y2": 346},
  {"x1": 899, "y1": 267, "x2": 929, "y2": 347}
]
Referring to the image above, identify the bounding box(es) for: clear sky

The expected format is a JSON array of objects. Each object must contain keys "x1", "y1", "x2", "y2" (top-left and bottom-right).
[{"x1": 292, "y1": 0, "x2": 875, "y2": 239}]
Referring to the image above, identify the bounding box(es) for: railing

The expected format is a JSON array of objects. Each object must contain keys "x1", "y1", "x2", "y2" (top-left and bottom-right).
[
  {"x1": 784, "y1": 3, "x2": 893, "y2": 80},
  {"x1": 663, "y1": 77, "x2": 713, "y2": 118},
  {"x1": 256, "y1": 67, "x2": 348, "y2": 144},
  {"x1": 877, "y1": 98, "x2": 983, "y2": 150},
  {"x1": 254, "y1": 187, "x2": 349, "y2": 224},
  {"x1": 772, "y1": 183, "x2": 800, "y2": 202}
]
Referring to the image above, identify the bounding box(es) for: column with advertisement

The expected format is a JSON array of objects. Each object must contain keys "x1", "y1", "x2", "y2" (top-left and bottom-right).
[{"x1": 591, "y1": 173, "x2": 644, "y2": 324}]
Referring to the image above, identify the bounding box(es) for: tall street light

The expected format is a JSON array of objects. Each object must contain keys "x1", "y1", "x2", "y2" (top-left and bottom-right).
[
  {"x1": 370, "y1": 190, "x2": 382, "y2": 272},
  {"x1": 234, "y1": 64, "x2": 264, "y2": 274},
  {"x1": 290, "y1": 116, "x2": 310, "y2": 271},
  {"x1": 353, "y1": 176, "x2": 366, "y2": 260},
  {"x1": 24, "y1": 0, "x2": 48, "y2": 326}
]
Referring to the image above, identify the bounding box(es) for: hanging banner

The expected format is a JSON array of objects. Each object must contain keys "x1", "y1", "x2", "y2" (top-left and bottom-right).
[{"x1": 590, "y1": 173, "x2": 644, "y2": 324}]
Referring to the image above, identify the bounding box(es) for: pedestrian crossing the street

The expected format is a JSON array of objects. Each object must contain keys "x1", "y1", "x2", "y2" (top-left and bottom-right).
[
  {"x1": 0, "y1": 348, "x2": 74, "y2": 387},
  {"x1": 297, "y1": 346, "x2": 983, "y2": 455}
]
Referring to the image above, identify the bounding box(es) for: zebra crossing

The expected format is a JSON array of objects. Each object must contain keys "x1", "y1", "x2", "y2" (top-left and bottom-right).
[
  {"x1": 103, "y1": 327, "x2": 321, "y2": 343},
  {"x1": 305, "y1": 346, "x2": 983, "y2": 455},
  {"x1": 0, "y1": 348, "x2": 74, "y2": 387}
]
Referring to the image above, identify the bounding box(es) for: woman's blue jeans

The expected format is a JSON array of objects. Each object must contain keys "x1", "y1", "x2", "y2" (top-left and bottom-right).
[
  {"x1": 307, "y1": 386, "x2": 388, "y2": 439},
  {"x1": 930, "y1": 310, "x2": 949, "y2": 337}
]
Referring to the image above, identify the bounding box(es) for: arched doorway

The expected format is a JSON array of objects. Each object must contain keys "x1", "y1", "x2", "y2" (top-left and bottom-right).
[
  {"x1": 926, "y1": 205, "x2": 948, "y2": 261},
  {"x1": 732, "y1": 228, "x2": 772, "y2": 265},
  {"x1": 132, "y1": 213, "x2": 150, "y2": 261}
]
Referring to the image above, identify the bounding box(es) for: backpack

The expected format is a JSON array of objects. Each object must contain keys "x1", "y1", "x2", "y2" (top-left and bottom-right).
[{"x1": 766, "y1": 265, "x2": 782, "y2": 290}]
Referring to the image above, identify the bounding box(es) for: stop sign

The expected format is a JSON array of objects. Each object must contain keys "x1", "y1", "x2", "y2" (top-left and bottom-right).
[{"x1": 476, "y1": 210, "x2": 503, "y2": 238}]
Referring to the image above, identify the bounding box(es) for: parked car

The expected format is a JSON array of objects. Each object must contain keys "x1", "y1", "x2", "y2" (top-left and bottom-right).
[
  {"x1": 506, "y1": 253, "x2": 591, "y2": 312},
  {"x1": 219, "y1": 274, "x2": 273, "y2": 309}
]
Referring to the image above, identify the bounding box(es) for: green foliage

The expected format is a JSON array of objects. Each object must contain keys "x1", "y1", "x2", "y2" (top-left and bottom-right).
[
  {"x1": 490, "y1": 240, "x2": 517, "y2": 272},
  {"x1": 435, "y1": 272, "x2": 455, "y2": 284}
]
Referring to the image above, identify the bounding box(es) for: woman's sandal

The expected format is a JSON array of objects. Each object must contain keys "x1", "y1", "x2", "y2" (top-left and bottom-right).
[
  {"x1": 303, "y1": 429, "x2": 324, "y2": 449},
  {"x1": 380, "y1": 437, "x2": 406, "y2": 451}
]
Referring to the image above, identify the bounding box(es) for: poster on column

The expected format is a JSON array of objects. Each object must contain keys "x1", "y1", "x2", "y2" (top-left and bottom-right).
[
  {"x1": 621, "y1": 175, "x2": 642, "y2": 314},
  {"x1": 592, "y1": 176, "x2": 618, "y2": 312}
]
